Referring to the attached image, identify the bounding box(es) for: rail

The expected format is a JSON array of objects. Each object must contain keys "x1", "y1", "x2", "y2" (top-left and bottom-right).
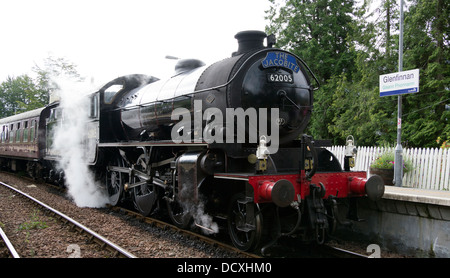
[
  {"x1": 108, "y1": 205, "x2": 261, "y2": 258},
  {"x1": 0, "y1": 226, "x2": 20, "y2": 258},
  {"x1": 321, "y1": 245, "x2": 369, "y2": 258},
  {"x1": 0, "y1": 181, "x2": 136, "y2": 258}
]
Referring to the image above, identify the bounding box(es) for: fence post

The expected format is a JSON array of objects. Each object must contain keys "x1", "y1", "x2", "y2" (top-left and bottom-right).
[{"x1": 441, "y1": 148, "x2": 449, "y2": 191}]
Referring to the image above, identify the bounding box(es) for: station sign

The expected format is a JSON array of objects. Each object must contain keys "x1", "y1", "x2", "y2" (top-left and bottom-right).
[{"x1": 379, "y1": 69, "x2": 419, "y2": 97}]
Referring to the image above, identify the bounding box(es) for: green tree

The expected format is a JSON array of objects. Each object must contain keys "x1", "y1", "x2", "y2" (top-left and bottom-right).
[
  {"x1": 328, "y1": 0, "x2": 449, "y2": 147},
  {"x1": 328, "y1": 0, "x2": 400, "y2": 146},
  {"x1": 0, "y1": 56, "x2": 84, "y2": 117},
  {"x1": 33, "y1": 55, "x2": 84, "y2": 102},
  {"x1": 402, "y1": 0, "x2": 449, "y2": 147},
  {"x1": 265, "y1": 0, "x2": 449, "y2": 147},
  {"x1": 0, "y1": 75, "x2": 45, "y2": 117},
  {"x1": 266, "y1": 0, "x2": 358, "y2": 143},
  {"x1": 266, "y1": 0, "x2": 357, "y2": 83}
]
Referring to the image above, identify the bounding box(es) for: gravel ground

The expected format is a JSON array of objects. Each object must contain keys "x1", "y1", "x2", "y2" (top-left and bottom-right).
[
  {"x1": 0, "y1": 172, "x2": 245, "y2": 258},
  {"x1": 0, "y1": 185, "x2": 113, "y2": 258}
]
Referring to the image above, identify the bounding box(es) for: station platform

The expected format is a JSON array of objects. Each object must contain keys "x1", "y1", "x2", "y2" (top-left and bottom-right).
[
  {"x1": 383, "y1": 186, "x2": 450, "y2": 207},
  {"x1": 344, "y1": 185, "x2": 450, "y2": 257}
]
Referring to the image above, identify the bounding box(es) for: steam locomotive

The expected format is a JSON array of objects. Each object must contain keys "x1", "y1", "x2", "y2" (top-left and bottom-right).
[{"x1": 0, "y1": 30, "x2": 384, "y2": 252}]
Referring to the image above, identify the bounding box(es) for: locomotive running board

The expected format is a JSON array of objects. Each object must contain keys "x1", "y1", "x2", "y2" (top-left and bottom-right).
[
  {"x1": 214, "y1": 173, "x2": 250, "y2": 181},
  {"x1": 98, "y1": 141, "x2": 208, "y2": 147}
]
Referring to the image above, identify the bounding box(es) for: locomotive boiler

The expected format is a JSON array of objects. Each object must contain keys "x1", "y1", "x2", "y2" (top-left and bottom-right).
[{"x1": 0, "y1": 30, "x2": 385, "y2": 252}]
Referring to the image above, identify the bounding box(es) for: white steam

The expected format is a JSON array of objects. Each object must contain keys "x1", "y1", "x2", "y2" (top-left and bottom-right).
[
  {"x1": 192, "y1": 201, "x2": 219, "y2": 235},
  {"x1": 51, "y1": 78, "x2": 109, "y2": 208},
  {"x1": 179, "y1": 181, "x2": 218, "y2": 234}
]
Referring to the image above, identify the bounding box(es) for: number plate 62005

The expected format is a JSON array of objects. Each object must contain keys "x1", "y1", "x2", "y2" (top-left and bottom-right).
[{"x1": 267, "y1": 73, "x2": 294, "y2": 83}]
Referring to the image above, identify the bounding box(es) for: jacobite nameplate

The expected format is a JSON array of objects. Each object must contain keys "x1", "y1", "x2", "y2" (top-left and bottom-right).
[{"x1": 262, "y1": 52, "x2": 300, "y2": 73}]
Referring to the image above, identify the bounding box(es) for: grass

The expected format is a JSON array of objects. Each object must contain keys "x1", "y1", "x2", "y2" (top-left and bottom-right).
[{"x1": 18, "y1": 210, "x2": 48, "y2": 231}]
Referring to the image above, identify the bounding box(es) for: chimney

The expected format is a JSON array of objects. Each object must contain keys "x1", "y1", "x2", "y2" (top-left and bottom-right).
[{"x1": 233, "y1": 30, "x2": 267, "y2": 56}]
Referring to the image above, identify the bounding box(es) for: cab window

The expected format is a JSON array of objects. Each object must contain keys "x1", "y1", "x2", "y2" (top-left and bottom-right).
[{"x1": 103, "y1": 84, "x2": 124, "y2": 104}]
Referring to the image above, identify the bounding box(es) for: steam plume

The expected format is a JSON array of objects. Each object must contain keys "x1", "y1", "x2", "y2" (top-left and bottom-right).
[
  {"x1": 193, "y1": 201, "x2": 219, "y2": 235},
  {"x1": 51, "y1": 77, "x2": 109, "y2": 208}
]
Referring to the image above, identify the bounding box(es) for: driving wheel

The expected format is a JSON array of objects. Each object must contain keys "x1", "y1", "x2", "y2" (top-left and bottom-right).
[
  {"x1": 133, "y1": 154, "x2": 158, "y2": 216},
  {"x1": 165, "y1": 170, "x2": 192, "y2": 229},
  {"x1": 105, "y1": 154, "x2": 124, "y2": 206},
  {"x1": 227, "y1": 193, "x2": 263, "y2": 251}
]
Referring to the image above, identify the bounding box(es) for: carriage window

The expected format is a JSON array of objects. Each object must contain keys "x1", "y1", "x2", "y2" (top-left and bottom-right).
[
  {"x1": 9, "y1": 124, "x2": 14, "y2": 143},
  {"x1": 15, "y1": 122, "x2": 21, "y2": 142},
  {"x1": 1, "y1": 126, "x2": 5, "y2": 143},
  {"x1": 30, "y1": 119, "x2": 36, "y2": 142},
  {"x1": 23, "y1": 121, "x2": 29, "y2": 143},
  {"x1": 4, "y1": 125, "x2": 9, "y2": 143}
]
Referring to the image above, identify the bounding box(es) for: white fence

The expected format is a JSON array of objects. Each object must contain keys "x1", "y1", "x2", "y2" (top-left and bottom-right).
[{"x1": 326, "y1": 146, "x2": 450, "y2": 191}]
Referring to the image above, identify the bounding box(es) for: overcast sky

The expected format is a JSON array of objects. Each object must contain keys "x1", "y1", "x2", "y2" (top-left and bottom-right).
[{"x1": 0, "y1": 0, "x2": 271, "y2": 85}]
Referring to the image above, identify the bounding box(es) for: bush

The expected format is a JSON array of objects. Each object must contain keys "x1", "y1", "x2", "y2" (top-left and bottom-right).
[{"x1": 370, "y1": 151, "x2": 413, "y2": 173}]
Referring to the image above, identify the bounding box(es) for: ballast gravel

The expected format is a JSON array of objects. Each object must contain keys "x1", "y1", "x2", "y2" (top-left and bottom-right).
[{"x1": 0, "y1": 172, "x2": 245, "y2": 258}]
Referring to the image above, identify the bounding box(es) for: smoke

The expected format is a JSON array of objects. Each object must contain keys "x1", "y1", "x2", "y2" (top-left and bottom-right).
[{"x1": 51, "y1": 77, "x2": 109, "y2": 208}]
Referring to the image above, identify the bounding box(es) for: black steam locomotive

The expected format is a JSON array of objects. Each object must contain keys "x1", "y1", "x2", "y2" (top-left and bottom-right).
[{"x1": 0, "y1": 31, "x2": 384, "y2": 252}]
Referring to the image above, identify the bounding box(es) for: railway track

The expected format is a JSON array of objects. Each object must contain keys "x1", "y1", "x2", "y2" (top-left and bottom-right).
[
  {"x1": 0, "y1": 181, "x2": 136, "y2": 258},
  {"x1": 0, "y1": 173, "x2": 253, "y2": 258},
  {"x1": 108, "y1": 205, "x2": 373, "y2": 258},
  {"x1": 107, "y1": 205, "x2": 261, "y2": 258},
  {"x1": 320, "y1": 245, "x2": 369, "y2": 258},
  {"x1": 0, "y1": 173, "x2": 372, "y2": 258},
  {"x1": 0, "y1": 225, "x2": 20, "y2": 258}
]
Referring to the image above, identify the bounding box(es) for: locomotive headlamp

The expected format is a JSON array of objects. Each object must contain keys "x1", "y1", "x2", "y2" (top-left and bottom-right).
[
  {"x1": 256, "y1": 135, "x2": 270, "y2": 160},
  {"x1": 344, "y1": 135, "x2": 357, "y2": 170},
  {"x1": 255, "y1": 136, "x2": 270, "y2": 171}
]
